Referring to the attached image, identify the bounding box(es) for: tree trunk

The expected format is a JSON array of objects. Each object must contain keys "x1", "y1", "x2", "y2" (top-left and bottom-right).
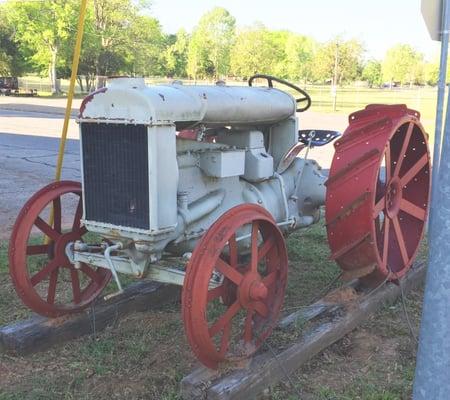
[
  {"x1": 50, "y1": 47, "x2": 59, "y2": 95},
  {"x1": 77, "y1": 76, "x2": 84, "y2": 93},
  {"x1": 86, "y1": 75, "x2": 92, "y2": 92}
]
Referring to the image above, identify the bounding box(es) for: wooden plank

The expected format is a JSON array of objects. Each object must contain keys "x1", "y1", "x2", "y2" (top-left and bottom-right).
[
  {"x1": 181, "y1": 262, "x2": 426, "y2": 400},
  {"x1": 180, "y1": 301, "x2": 341, "y2": 399},
  {"x1": 0, "y1": 281, "x2": 180, "y2": 355}
]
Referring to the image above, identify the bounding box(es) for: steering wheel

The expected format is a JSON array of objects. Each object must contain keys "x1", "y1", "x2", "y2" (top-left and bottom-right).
[{"x1": 248, "y1": 74, "x2": 312, "y2": 112}]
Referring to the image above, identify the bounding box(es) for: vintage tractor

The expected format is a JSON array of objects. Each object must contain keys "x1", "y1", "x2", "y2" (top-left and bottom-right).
[{"x1": 8, "y1": 75, "x2": 430, "y2": 369}]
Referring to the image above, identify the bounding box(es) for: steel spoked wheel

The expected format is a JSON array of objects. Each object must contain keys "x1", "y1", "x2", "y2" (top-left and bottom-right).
[
  {"x1": 182, "y1": 204, "x2": 288, "y2": 369},
  {"x1": 326, "y1": 105, "x2": 430, "y2": 284},
  {"x1": 9, "y1": 181, "x2": 111, "y2": 317}
]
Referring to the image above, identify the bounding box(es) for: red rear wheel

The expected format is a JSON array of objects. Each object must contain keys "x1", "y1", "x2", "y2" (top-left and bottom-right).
[
  {"x1": 182, "y1": 204, "x2": 288, "y2": 369},
  {"x1": 326, "y1": 105, "x2": 430, "y2": 284},
  {"x1": 9, "y1": 181, "x2": 111, "y2": 317}
]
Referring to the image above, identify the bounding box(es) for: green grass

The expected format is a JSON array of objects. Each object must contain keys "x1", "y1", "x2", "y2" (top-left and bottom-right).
[{"x1": 0, "y1": 221, "x2": 424, "y2": 399}]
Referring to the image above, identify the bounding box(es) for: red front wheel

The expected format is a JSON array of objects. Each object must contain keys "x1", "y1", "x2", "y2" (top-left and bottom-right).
[
  {"x1": 9, "y1": 181, "x2": 111, "y2": 317},
  {"x1": 182, "y1": 204, "x2": 288, "y2": 369}
]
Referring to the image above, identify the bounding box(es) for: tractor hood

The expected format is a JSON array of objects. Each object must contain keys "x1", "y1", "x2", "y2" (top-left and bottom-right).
[{"x1": 78, "y1": 77, "x2": 296, "y2": 126}]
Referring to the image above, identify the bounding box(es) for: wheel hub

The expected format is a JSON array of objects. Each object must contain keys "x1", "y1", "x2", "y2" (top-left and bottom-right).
[
  {"x1": 385, "y1": 177, "x2": 402, "y2": 218},
  {"x1": 54, "y1": 232, "x2": 82, "y2": 265},
  {"x1": 238, "y1": 272, "x2": 268, "y2": 308}
]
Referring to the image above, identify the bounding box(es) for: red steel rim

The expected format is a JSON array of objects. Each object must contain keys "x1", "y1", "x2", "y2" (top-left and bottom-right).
[
  {"x1": 9, "y1": 181, "x2": 111, "y2": 317},
  {"x1": 372, "y1": 120, "x2": 430, "y2": 279},
  {"x1": 326, "y1": 105, "x2": 430, "y2": 284},
  {"x1": 182, "y1": 204, "x2": 288, "y2": 369}
]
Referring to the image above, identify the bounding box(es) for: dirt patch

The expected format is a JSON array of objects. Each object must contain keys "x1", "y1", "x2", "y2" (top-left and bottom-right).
[{"x1": 323, "y1": 286, "x2": 359, "y2": 304}]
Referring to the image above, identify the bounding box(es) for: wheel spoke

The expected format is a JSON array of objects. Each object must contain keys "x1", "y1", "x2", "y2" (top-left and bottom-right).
[
  {"x1": 35, "y1": 216, "x2": 60, "y2": 241},
  {"x1": 385, "y1": 142, "x2": 392, "y2": 182},
  {"x1": 219, "y1": 322, "x2": 231, "y2": 356},
  {"x1": 47, "y1": 268, "x2": 59, "y2": 304},
  {"x1": 262, "y1": 271, "x2": 277, "y2": 288},
  {"x1": 79, "y1": 264, "x2": 103, "y2": 285},
  {"x1": 258, "y1": 236, "x2": 275, "y2": 262},
  {"x1": 250, "y1": 221, "x2": 259, "y2": 272},
  {"x1": 26, "y1": 244, "x2": 50, "y2": 255},
  {"x1": 254, "y1": 301, "x2": 269, "y2": 318},
  {"x1": 72, "y1": 197, "x2": 83, "y2": 231},
  {"x1": 209, "y1": 300, "x2": 241, "y2": 338},
  {"x1": 400, "y1": 198, "x2": 426, "y2": 221},
  {"x1": 394, "y1": 122, "x2": 414, "y2": 177},
  {"x1": 228, "y1": 234, "x2": 238, "y2": 268},
  {"x1": 392, "y1": 217, "x2": 409, "y2": 266},
  {"x1": 373, "y1": 197, "x2": 385, "y2": 218},
  {"x1": 400, "y1": 153, "x2": 428, "y2": 186},
  {"x1": 382, "y1": 218, "x2": 390, "y2": 266},
  {"x1": 243, "y1": 310, "x2": 254, "y2": 343},
  {"x1": 207, "y1": 285, "x2": 225, "y2": 302},
  {"x1": 216, "y1": 258, "x2": 244, "y2": 286},
  {"x1": 53, "y1": 197, "x2": 62, "y2": 233},
  {"x1": 30, "y1": 259, "x2": 59, "y2": 286},
  {"x1": 70, "y1": 269, "x2": 81, "y2": 304}
]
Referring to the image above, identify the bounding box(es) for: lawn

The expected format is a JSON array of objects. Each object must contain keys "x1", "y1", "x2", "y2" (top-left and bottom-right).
[{"x1": 0, "y1": 221, "x2": 426, "y2": 399}]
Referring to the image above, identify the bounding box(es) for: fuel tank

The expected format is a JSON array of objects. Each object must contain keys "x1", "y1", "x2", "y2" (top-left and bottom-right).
[{"x1": 78, "y1": 77, "x2": 296, "y2": 127}]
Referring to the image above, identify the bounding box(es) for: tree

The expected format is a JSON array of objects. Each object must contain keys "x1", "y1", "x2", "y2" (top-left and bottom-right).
[
  {"x1": 230, "y1": 24, "x2": 278, "y2": 78},
  {"x1": 382, "y1": 44, "x2": 424, "y2": 86},
  {"x1": 285, "y1": 33, "x2": 316, "y2": 82},
  {"x1": 187, "y1": 7, "x2": 235, "y2": 79},
  {"x1": 362, "y1": 60, "x2": 382, "y2": 87},
  {"x1": 125, "y1": 15, "x2": 166, "y2": 77},
  {"x1": 4, "y1": 0, "x2": 80, "y2": 93},
  {"x1": 312, "y1": 37, "x2": 364, "y2": 84},
  {"x1": 0, "y1": 7, "x2": 26, "y2": 76},
  {"x1": 165, "y1": 29, "x2": 189, "y2": 77}
]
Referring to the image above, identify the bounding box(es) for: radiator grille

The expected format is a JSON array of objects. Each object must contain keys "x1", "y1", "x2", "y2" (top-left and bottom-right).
[{"x1": 81, "y1": 123, "x2": 150, "y2": 230}]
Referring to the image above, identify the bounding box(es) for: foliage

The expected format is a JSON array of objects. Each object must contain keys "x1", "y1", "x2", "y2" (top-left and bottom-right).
[
  {"x1": 187, "y1": 7, "x2": 236, "y2": 79},
  {"x1": 1, "y1": 2, "x2": 439, "y2": 89},
  {"x1": 165, "y1": 28, "x2": 190, "y2": 77},
  {"x1": 0, "y1": 12, "x2": 26, "y2": 76},
  {"x1": 4, "y1": 0, "x2": 80, "y2": 93},
  {"x1": 230, "y1": 23, "x2": 278, "y2": 78},
  {"x1": 125, "y1": 15, "x2": 166, "y2": 77},
  {"x1": 424, "y1": 62, "x2": 439, "y2": 86},
  {"x1": 362, "y1": 60, "x2": 383, "y2": 87},
  {"x1": 284, "y1": 33, "x2": 316, "y2": 82},
  {"x1": 312, "y1": 37, "x2": 364, "y2": 84},
  {"x1": 382, "y1": 44, "x2": 424, "y2": 86}
]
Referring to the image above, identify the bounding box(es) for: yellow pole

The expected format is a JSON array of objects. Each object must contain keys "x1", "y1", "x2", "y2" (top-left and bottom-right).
[
  {"x1": 55, "y1": 0, "x2": 88, "y2": 182},
  {"x1": 46, "y1": 0, "x2": 88, "y2": 240}
]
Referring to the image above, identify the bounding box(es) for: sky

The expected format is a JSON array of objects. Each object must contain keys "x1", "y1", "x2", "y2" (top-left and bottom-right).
[{"x1": 151, "y1": 0, "x2": 440, "y2": 61}]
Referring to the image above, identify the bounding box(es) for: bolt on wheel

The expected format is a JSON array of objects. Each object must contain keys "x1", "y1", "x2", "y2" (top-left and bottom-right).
[
  {"x1": 182, "y1": 204, "x2": 288, "y2": 369},
  {"x1": 9, "y1": 181, "x2": 111, "y2": 317}
]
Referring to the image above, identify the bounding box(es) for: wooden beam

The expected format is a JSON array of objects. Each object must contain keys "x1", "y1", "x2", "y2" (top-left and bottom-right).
[
  {"x1": 180, "y1": 262, "x2": 426, "y2": 400},
  {"x1": 0, "y1": 281, "x2": 180, "y2": 355}
]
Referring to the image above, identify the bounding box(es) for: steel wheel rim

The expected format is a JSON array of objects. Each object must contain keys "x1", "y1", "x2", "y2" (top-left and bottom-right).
[
  {"x1": 9, "y1": 181, "x2": 111, "y2": 317},
  {"x1": 325, "y1": 105, "x2": 430, "y2": 284},
  {"x1": 182, "y1": 204, "x2": 288, "y2": 369},
  {"x1": 372, "y1": 121, "x2": 430, "y2": 278}
]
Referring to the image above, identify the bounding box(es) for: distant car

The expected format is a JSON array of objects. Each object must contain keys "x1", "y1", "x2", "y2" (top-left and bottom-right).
[
  {"x1": 0, "y1": 77, "x2": 19, "y2": 95},
  {"x1": 0, "y1": 77, "x2": 36, "y2": 96},
  {"x1": 382, "y1": 82, "x2": 399, "y2": 88}
]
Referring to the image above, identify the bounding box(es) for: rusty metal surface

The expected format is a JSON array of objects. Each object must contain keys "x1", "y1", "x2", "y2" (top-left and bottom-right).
[
  {"x1": 9, "y1": 181, "x2": 111, "y2": 316},
  {"x1": 325, "y1": 104, "x2": 431, "y2": 284},
  {"x1": 181, "y1": 204, "x2": 288, "y2": 369}
]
